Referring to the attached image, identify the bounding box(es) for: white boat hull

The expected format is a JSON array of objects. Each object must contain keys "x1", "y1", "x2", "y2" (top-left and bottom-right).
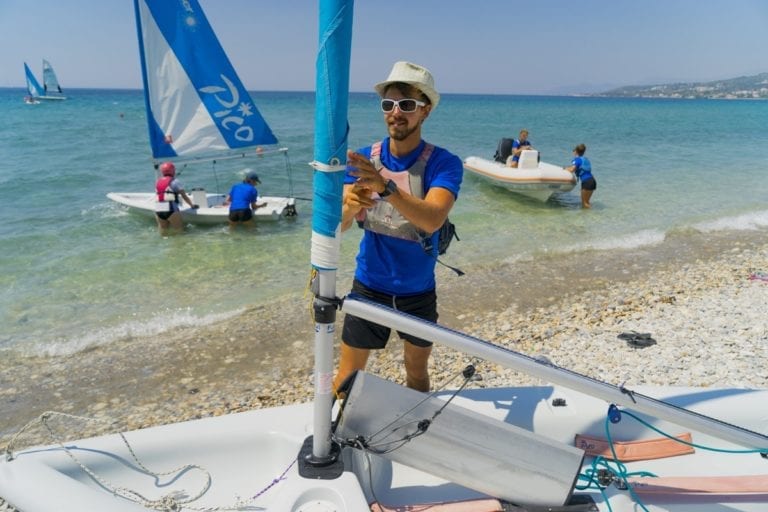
[
  {"x1": 106, "y1": 191, "x2": 296, "y2": 225},
  {"x1": 34, "y1": 95, "x2": 67, "y2": 101},
  {"x1": 464, "y1": 152, "x2": 577, "y2": 201},
  {"x1": 2, "y1": 382, "x2": 767, "y2": 512}
]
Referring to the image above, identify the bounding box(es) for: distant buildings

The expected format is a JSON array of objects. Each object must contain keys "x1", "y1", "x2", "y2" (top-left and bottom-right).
[{"x1": 593, "y1": 72, "x2": 768, "y2": 99}]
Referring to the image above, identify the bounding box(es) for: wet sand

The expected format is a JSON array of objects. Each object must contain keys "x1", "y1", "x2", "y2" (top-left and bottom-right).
[{"x1": 2, "y1": 227, "x2": 767, "y2": 450}]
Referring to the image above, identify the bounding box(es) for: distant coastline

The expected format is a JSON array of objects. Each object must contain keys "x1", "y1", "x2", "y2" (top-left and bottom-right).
[
  {"x1": 591, "y1": 72, "x2": 768, "y2": 100},
  {"x1": 6, "y1": 73, "x2": 768, "y2": 100}
]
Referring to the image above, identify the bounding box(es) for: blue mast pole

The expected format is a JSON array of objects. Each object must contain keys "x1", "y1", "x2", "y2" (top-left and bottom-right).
[{"x1": 308, "y1": 0, "x2": 354, "y2": 462}]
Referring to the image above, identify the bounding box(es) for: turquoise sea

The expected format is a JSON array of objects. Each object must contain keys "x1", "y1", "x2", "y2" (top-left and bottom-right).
[{"x1": 1, "y1": 88, "x2": 767, "y2": 360}]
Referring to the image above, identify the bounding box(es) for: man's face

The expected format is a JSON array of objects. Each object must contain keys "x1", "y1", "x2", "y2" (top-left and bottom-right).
[{"x1": 383, "y1": 86, "x2": 430, "y2": 142}]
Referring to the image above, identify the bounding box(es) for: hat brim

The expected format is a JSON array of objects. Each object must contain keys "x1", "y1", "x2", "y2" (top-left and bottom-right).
[{"x1": 374, "y1": 80, "x2": 440, "y2": 111}]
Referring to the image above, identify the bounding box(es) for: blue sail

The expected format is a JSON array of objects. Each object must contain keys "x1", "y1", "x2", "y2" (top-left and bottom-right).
[
  {"x1": 133, "y1": 0, "x2": 277, "y2": 162},
  {"x1": 24, "y1": 63, "x2": 44, "y2": 98},
  {"x1": 311, "y1": 0, "x2": 354, "y2": 270}
]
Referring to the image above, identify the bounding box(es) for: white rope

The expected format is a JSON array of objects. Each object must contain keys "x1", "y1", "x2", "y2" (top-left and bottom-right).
[
  {"x1": 4, "y1": 411, "x2": 296, "y2": 511},
  {"x1": 0, "y1": 497, "x2": 19, "y2": 512}
]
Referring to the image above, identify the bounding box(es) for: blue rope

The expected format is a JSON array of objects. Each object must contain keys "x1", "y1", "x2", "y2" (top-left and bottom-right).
[
  {"x1": 615, "y1": 408, "x2": 768, "y2": 455},
  {"x1": 576, "y1": 404, "x2": 768, "y2": 512}
]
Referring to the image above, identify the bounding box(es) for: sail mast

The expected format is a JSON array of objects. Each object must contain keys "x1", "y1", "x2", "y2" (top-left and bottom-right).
[{"x1": 308, "y1": 0, "x2": 354, "y2": 463}]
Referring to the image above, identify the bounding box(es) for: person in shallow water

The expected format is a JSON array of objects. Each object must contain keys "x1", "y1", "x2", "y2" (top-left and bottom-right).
[
  {"x1": 222, "y1": 170, "x2": 265, "y2": 229},
  {"x1": 564, "y1": 143, "x2": 596, "y2": 208},
  {"x1": 154, "y1": 161, "x2": 198, "y2": 235}
]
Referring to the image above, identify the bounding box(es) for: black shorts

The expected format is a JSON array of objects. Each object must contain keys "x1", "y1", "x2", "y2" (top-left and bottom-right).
[
  {"x1": 342, "y1": 279, "x2": 438, "y2": 349},
  {"x1": 229, "y1": 208, "x2": 253, "y2": 222},
  {"x1": 581, "y1": 177, "x2": 597, "y2": 191},
  {"x1": 155, "y1": 211, "x2": 174, "y2": 220}
]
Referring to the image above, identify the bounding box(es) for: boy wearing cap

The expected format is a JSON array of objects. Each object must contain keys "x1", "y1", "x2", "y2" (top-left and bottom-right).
[
  {"x1": 223, "y1": 170, "x2": 265, "y2": 229},
  {"x1": 335, "y1": 61, "x2": 463, "y2": 393}
]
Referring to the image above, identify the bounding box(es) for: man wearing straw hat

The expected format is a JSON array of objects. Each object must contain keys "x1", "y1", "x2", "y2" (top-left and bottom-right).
[{"x1": 335, "y1": 61, "x2": 463, "y2": 393}]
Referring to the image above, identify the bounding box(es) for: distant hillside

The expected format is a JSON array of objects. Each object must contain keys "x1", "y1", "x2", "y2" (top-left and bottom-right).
[{"x1": 593, "y1": 72, "x2": 768, "y2": 99}]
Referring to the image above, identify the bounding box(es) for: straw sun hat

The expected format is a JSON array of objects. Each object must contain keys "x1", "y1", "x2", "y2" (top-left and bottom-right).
[{"x1": 374, "y1": 61, "x2": 440, "y2": 111}]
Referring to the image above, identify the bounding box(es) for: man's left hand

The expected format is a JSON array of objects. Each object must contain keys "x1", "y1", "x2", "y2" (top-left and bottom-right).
[{"x1": 347, "y1": 150, "x2": 386, "y2": 195}]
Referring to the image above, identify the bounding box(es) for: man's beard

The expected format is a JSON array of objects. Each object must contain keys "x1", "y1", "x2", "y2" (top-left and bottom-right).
[{"x1": 388, "y1": 119, "x2": 420, "y2": 141}]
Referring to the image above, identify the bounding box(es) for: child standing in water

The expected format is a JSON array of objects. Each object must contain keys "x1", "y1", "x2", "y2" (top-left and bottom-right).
[{"x1": 564, "y1": 143, "x2": 596, "y2": 208}]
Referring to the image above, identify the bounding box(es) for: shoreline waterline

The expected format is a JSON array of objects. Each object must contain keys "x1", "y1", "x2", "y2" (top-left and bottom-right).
[
  {"x1": 2, "y1": 226, "x2": 766, "y2": 449},
  {"x1": 5, "y1": 90, "x2": 768, "y2": 361}
]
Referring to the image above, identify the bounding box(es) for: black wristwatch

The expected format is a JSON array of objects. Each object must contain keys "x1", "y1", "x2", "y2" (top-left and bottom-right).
[{"x1": 379, "y1": 179, "x2": 398, "y2": 198}]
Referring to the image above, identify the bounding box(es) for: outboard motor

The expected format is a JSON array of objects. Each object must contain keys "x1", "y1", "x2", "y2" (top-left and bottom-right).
[{"x1": 493, "y1": 138, "x2": 514, "y2": 163}]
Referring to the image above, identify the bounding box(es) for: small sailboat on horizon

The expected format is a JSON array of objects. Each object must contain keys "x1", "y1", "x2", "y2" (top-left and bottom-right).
[{"x1": 23, "y1": 59, "x2": 67, "y2": 102}]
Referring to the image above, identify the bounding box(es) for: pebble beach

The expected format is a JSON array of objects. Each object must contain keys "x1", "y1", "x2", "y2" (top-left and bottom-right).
[{"x1": 1, "y1": 227, "x2": 767, "y2": 452}]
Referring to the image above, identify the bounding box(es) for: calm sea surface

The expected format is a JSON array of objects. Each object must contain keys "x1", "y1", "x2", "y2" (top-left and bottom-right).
[{"x1": 1, "y1": 88, "x2": 767, "y2": 358}]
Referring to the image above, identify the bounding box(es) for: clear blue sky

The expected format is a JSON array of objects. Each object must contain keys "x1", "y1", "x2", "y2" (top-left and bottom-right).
[{"x1": 3, "y1": 0, "x2": 768, "y2": 95}]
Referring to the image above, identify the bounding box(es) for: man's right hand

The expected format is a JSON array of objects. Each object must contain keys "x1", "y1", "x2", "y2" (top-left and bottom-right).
[
  {"x1": 344, "y1": 183, "x2": 376, "y2": 211},
  {"x1": 341, "y1": 183, "x2": 376, "y2": 231}
]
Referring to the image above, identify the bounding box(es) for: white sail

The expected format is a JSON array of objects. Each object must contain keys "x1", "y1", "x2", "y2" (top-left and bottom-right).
[{"x1": 41, "y1": 60, "x2": 63, "y2": 95}]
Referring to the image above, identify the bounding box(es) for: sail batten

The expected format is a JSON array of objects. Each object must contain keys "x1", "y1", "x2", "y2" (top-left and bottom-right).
[{"x1": 135, "y1": 0, "x2": 277, "y2": 161}]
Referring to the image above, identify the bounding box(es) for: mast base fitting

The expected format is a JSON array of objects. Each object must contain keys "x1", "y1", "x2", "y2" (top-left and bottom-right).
[
  {"x1": 298, "y1": 436, "x2": 344, "y2": 479},
  {"x1": 313, "y1": 299, "x2": 338, "y2": 323}
]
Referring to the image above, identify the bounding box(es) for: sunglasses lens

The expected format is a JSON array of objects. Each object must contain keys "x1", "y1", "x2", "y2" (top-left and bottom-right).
[
  {"x1": 381, "y1": 100, "x2": 395, "y2": 112},
  {"x1": 401, "y1": 99, "x2": 418, "y2": 112}
]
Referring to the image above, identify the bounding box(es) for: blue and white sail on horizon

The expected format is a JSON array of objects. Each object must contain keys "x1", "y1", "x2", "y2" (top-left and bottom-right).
[
  {"x1": 24, "y1": 63, "x2": 44, "y2": 99},
  {"x1": 134, "y1": 0, "x2": 278, "y2": 164}
]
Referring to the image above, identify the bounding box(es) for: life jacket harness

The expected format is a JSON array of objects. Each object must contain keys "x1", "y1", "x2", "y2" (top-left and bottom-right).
[
  {"x1": 156, "y1": 176, "x2": 178, "y2": 203},
  {"x1": 355, "y1": 141, "x2": 464, "y2": 276},
  {"x1": 575, "y1": 156, "x2": 592, "y2": 180},
  {"x1": 355, "y1": 141, "x2": 434, "y2": 242}
]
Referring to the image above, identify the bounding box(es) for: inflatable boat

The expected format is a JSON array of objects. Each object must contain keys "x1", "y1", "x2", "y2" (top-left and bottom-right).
[{"x1": 464, "y1": 150, "x2": 577, "y2": 201}]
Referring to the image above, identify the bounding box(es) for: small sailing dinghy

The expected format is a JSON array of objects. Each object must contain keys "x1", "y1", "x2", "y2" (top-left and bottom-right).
[
  {"x1": 106, "y1": 0, "x2": 296, "y2": 225},
  {"x1": 3, "y1": 1, "x2": 767, "y2": 511},
  {"x1": 22, "y1": 63, "x2": 42, "y2": 104},
  {"x1": 23, "y1": 60, "x2": 66, "y2": 102},
  {"x1": 464, "y1": 150, "x2": 577, "y2": 202},
  {"x1": 23, "y1": 63, "x2": 43, "y2": 104}
]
